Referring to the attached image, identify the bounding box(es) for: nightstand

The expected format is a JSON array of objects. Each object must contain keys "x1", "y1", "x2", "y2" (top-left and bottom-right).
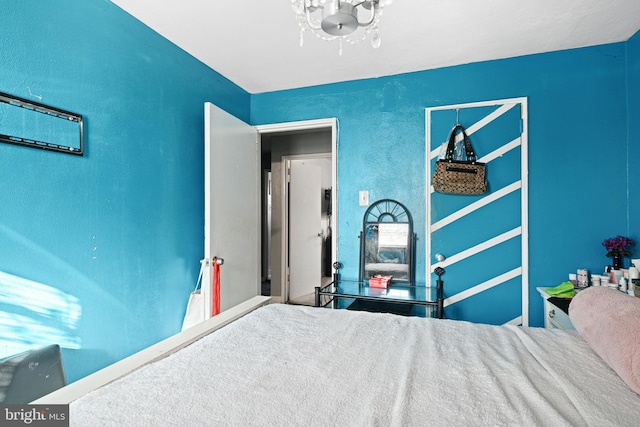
[{"x1": 537, "y1": 287, "x2": 576, "y2": 331}]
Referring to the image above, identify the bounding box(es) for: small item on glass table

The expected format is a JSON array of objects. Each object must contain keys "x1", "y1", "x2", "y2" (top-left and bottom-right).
[{"x1": 369, "y1": 274, "x2": 392, "y2": 288}]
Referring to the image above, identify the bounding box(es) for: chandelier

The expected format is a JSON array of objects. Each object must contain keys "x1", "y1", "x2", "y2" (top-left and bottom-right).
[{"x1": 291, "y1": 0, "x2": 392, "y2": 55}]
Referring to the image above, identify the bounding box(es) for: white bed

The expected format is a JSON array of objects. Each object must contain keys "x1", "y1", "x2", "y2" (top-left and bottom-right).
[{"x1": 36, "y1": 293, "x2": 640, "y2": 426}]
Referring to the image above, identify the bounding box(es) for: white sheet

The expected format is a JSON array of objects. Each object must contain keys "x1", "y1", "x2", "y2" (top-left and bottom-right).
[{"x1": 70, "y1": 304, "x2": 640, "y2": 426}]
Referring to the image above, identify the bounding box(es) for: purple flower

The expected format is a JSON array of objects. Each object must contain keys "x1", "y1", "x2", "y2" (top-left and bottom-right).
[{"x1": 602, "y1": 235, "x2": 635, "y2": 257}]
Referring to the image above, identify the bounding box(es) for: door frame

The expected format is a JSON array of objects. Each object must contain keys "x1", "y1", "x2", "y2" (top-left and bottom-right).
[
  {"x1": 283, "y1": 154, "x2": 332, "y2": 302},
  {"x1": 255, "y1": 118, "x2": 338, "y2": 303}
]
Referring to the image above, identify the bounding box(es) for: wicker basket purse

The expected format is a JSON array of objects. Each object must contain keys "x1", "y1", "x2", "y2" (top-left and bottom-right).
[{"x1": 432, "y1": 124, "x2": 487, "y2": 195}]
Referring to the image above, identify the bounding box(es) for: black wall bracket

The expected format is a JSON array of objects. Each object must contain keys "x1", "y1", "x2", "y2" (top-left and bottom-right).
[{"x1": 0, "y1": 91, "x2": 83, "y2": 156}]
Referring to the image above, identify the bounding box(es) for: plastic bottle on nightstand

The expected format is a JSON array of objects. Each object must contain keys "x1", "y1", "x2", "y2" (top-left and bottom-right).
[
  {"x1": 619, "y1": 277, "x2": 628, "y2": 293},
  {"x1": 628, "y1": 267, "x2": 639, "y2": 295}
]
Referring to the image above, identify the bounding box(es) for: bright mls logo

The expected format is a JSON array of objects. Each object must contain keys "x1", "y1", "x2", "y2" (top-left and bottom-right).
[{"x1": 1, "y1": 405, "x2": 68, "y2": 426}]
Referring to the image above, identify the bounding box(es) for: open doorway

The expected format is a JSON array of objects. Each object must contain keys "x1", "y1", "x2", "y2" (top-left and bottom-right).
[{"x1": 258, "y1": 124, "x2": 335, "y2": 304}]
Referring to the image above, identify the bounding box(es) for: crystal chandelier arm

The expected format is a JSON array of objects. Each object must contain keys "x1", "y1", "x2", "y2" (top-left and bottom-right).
[
  {"x1": 305, "y1": 4, "x2": 322, "y2": 30},
  {"x1": 355, "y1": 0, "x2": 377, "y2": 27}
]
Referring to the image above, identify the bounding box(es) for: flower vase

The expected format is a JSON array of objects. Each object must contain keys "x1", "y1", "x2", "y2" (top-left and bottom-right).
[{"x1": 613, "y1": 254, "x2": 623, "y2": 270}]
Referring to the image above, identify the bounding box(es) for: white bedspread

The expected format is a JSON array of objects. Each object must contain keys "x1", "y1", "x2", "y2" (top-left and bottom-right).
[{"x1": 71, "y1": 304, "x2": 640, "y2": 426}]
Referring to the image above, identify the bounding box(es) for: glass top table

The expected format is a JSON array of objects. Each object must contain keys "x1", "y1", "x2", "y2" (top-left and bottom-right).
[{"x1": 315, "y1": 279, "x2": 443, "y2": 318}]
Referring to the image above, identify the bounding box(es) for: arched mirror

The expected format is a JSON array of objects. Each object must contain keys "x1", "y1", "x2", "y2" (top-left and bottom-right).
[{"x1": 359, "y1": 199, "x2": 415, "y2": 283}]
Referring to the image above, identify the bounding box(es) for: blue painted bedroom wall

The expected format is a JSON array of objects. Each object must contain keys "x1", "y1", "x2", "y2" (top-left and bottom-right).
[
  {"x1": 628, "y1": 31, "x2": 640, "y2": 234},
  {"x1": 251, "y1": 41, "x2": 632, "y2": 326},
  {"x1": 0, "y1": 0, "x2": 249, "y2": 382}
]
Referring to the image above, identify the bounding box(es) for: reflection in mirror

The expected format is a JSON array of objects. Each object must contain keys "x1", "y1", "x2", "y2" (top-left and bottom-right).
[{"x1": 363, "y1": 223, "x2": 410, "y2": 281}]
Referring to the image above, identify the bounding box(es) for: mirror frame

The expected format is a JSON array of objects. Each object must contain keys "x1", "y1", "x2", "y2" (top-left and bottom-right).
[{"x1": 358, "y1": 199, "x2": 415, "y2": 284}]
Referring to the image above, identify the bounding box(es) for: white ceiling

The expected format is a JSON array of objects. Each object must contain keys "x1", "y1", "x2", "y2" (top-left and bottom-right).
[{"x1": 110, "y1": 0, "x2": 640, "y2": 94}]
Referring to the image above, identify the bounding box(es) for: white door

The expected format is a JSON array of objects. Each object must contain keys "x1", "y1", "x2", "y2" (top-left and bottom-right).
[
  {"x1": 288, "y1": 160, "x2": 322, "y2": 301},
  {"x1": 426, "y1": 97, "x2": 528, "y2": 326},
  {"x1": 204, "y1": 103, "x2": 260, "y2": 316}
]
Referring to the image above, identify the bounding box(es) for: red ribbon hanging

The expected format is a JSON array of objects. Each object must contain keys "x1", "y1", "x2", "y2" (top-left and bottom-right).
[{"x1": 212, "y1": 257, "x2": 221, "y2": 316}]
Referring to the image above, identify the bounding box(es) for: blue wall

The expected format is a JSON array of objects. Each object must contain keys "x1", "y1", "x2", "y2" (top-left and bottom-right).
[
  {"x1": 252, "y1": 40, "x2": 634, "y2": 326},
  {"x1": 0, "y1": 0, "x2": 249, "y2": 382},
  {"x1": 628, "y1": 32, "x2": 640, "y2": 228}
]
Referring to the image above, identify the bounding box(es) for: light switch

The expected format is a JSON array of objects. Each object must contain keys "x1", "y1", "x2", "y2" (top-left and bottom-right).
[{"x1": 359, "y1": 190, "x2": 369, "y2": 206}]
